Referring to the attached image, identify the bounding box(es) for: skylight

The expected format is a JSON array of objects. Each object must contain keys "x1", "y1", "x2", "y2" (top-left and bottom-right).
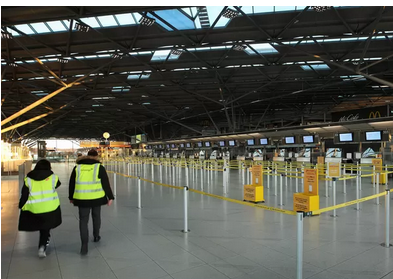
[
  {"x1": 111, "y1": 86, "x2": 131, "y2": 92},
  {"x1": 30, "y1": 22, "x2": 51, "y2": 33},
  {"x1": 340, "y1": 75, "x2": 367, "y2": 81},
  {"x1": 96, "y1": 15, "x2": 118, "y2": 27},
  {"x1": 301, "y1": 64, "x2": 330, "y2": 71},
  {"x1": 153, "y1": 9, "x2": 195, "y2": 30},
  {"x1": 46, "y1": 21, "x2": 68, "y2": 31},
  {"x1": 245, "y1": 43, "x2": 278, "y2": 55},
  {"x1": 115, "y1": 13, "x2": 136, "y2": 25},
  {"x1": 151, "y1": 50, "x2": 180, "y2": 62}
]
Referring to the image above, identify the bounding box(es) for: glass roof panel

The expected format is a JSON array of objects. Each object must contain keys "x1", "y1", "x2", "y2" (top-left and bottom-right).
[
  {"x1": 7, "y1": 27, "x2": 20, "y2": 36},
  {"x1": 181, "y1": 8, "x2": 192, "y2": 17},
  {"x1": 30, "y1": 22, "x2": 51, "y2": 33},
  {"x1": 46, "y1": 21, "x2": 67, "y2": 32},
  {"x1": 190, "y1": 7, "x2": 198, "y2": 17},
  {"x1": 253, "y1": 6, "x2": 275, "y2": 13},
  {"x1": 115, "y1": 13, "x2": 135, "y2": 25},
  {"x1": 81, "y1": 17, "x2": 101, "y2": 28},
  {"x1": 132, "y1": 13, "x2": 142, "y2": 23},
  {"x1": 275, "y1": 6, "x2": 296, "y2": 12},
  {"x1": 147, "y1": 13, "x2": 173, "y2": 31},
  {"x1": 154, "y1": 10, "x2": 194, "y2": 30},
  {"x1": 206, "y1": 6, "x2": 230, "y2": 28},
  {"x1": 14, "y1": 24, "x2": 35, "y2": 35},
  {"x1": 245, "y1": 43, "x2": 278, "y2": 55},
  {"x1": 241, "y1": 6, "x2": 254, "y2": 13},
  {"x1": 140, "y1": 74, "x2": 151, "y2": 79},
  {"x1": 301, "y1": 64, "x2": 330, "y2": 71},
  {"x1": 296, "y1": 6, "x2": 307, "y2": 10},
  {"x1": 127, "y1": 74, "x2": 141, "y2": 80},
  {"x1": 97, "y1": 15, "x2": 118, "y2": 27},
  {"x1": 151, "y1": 50, "x2": 176, "y2": 61}
]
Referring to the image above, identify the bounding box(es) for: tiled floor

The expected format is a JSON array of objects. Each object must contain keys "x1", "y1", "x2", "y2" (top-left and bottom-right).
[{"x1": 1, "y1": 162, "x2": 393, "y2": 279}]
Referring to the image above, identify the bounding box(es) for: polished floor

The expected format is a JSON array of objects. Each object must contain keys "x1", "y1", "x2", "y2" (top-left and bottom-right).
[{"x1": 1, "y1": 162, "x2": 393, "y2": 279}]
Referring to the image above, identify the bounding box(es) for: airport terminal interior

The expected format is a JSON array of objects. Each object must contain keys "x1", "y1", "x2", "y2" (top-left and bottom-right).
[{"x1": 1, "y1": 5, "x2": 393, "y2": 279}]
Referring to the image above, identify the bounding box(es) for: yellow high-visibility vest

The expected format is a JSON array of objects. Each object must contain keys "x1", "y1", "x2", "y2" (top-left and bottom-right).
[
  {"x1": 73, "y1": 163, "x2": 105, "y2": 200},
  {"x1": 22, "y1": 175, "x2": 60, "y2": 214}
]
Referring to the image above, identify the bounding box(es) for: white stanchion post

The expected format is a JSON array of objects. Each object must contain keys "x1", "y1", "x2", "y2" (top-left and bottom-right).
[
  {"x1": 223, "y1": 167, "x2": 227, "y2": 194},
  {"x1": 356, "y1": 174, "x2": 360, "y2": 211},
  {"x1": 343, "y1": 176, "x2": 346, "y2": 194},
  {"x1": 325, "y1": 179, "x2": 329, "y2": 197},
  {"x1": 385, "y1": 165, "x2": 388, "y2": 188},
  {"x1": 182, "y1": 186, "x2": 189, "y2": 233},
  {"x1": 359, "y1": 164, "x2": 362, "y2": 191},
  {"x1": 331, "y1": 178, "x2": 337, "y2": 217},
  {"x1": 267, "y1": 168, "x2": 270, "y2": 189},
  {"x1": 114, "y1": 172, "x2": 117, "y2": 197},
  {"x1": 285, "y1": 164, "x2": 288, "y2": 186},
  {"x1": 295, "y1": 168, "x2": 299, "y2": 193},
  {"x1": 296, "y1": 212, "x2": 304, "y2": 279},
  {"x1": 384, "y1": 190, "x2": 391, "y2": 248},
  {"x1": 279, "y1": 174, "x2": 284, "y2": 206},
  {"x1": 274, "y1": 169, "x2": 278, "y2": 196},
  {"x1": 301, "y1": 164, "x2": 305, "y2": 192},
  {"x1": 376, "y1": 173, "x2": 380, "y2": 205},
  {"x1": 186, "y1": 166, "x2": 189, "y2": 187},
  {"x1": 137, "y1": 177, "x2": 142, "y2": 209},
  {"x1": 373, "y1": 165, "x2": 376, "y2": 189},
  {"x1": 246, "y1": 168, "x2": 250, "y2": 185}
]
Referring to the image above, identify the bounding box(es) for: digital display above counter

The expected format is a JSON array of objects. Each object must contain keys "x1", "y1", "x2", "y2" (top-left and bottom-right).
[
  {"x1": 339, "y1": 133, "x2": 353, "y2": 142},
  {"x1": 197, "y1": 142, "x2": 203, "y2": 148},
  {"x1": 259, "y1": 138, "x2": 268, "y2": 145},
  {"x1": 302, "y1": 135, "x2": 314, "y2": 144},
  {"x1": 180, "y1": 143, "x2": 185, "y2": 148},
  {"x1": 228, "y1": 140, "x2": 236, "y2": 146},
  {"x1": 247, "y1": 139, "x2": 255, "y2": 146},
  {"x1": 285, "y1": 136, "x2": 295, "y2": 144},
  {"x1": 365, "y1": 131, "x2": 382, "y2": 141},
  {"x1": 219, "y1": 140, "x2": 226, "y2": 147},
  {"x1": 186, "y1": 143, "x2": 191, "y2": 148},
  {"x1": 204, "y1": 141, "x2": 211, "y2": 147}
]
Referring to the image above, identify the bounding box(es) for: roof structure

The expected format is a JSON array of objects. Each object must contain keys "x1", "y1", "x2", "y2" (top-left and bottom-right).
[{"x1": 1, "y1": 6, "x2": 393, "y2": 142}]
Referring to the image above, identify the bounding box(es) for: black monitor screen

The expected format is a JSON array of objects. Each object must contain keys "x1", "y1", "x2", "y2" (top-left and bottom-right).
[
  {"x1": 366, "y1": 131, "x2": 382, "y2": 141},
  {"x1": 247, "y1": 139, "x2": 255, "y2": 146},
  {"x1": 204, "y1": 142, "x2": 211, "y2": 147},
  {"x1": 303, "y1": 135, "x2": 314, "y2": 143},
  {"x1": 186, "y1": 143, "x2": 191, "y2": 148},
  {"x1": 180, "y1": 143, "x2": 185, "y2": 148},
  {"x1": 229, "y1": 140, "x2": 236, "y2": 146},
  {"x1": 219, "y1": 141, "x2": 226, "y2": 147},
  {"x1": 259, "y1": 138, "x2": 268, "y2": 145},
  {"x1": 285, "y1": 137, "x2": 295, "y2": 144},
  {"x1": 339, "y1": 133, "x2": 353, "y2": 142}
]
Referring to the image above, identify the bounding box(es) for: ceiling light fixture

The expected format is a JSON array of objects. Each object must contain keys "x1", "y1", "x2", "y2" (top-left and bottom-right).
[
  {"x1": 171, "y1": 49, "x2": 183, "y2": 56},
  {"x1": 7, "y1": 62, "x2": 18, "y2": 67},
  {"x1": 1, "y1": 31, "x2": 13, "y2": 39},
  {"x1": 139, "y1": 16, "x2": 155, "y2": 26},
  {"x1": 75, "y1": 22, "x2": 90, "y2": 32},
  {"x1": 57, "y1": 58, "x2": 69, "y2": 64},
  {"x1": 311, "y1": 6, "x2": 331, "y2": 12},
  {"x1": 233, "y1": 45, "x2": 246, "y2": 51},
  {"x1": 222, "y1": 8, "x2": 239, "y2": 19}
]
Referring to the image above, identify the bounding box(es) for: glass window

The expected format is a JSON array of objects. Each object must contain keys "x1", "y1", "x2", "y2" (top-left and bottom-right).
[
  {"x1": 296, "y1": 6, "x2": 307, "y2": 10},
  {"x1": 127, "y1": 74, "x2": 141, "y2": 80},
  {"x1": 206, "y1": 6, "x2": 230, "y2": 28},
  {"x1": 46, "y1": 21, "x2": 67, "y2": 32},
  {"x1": 132, "y1": 13, "x2": 142, "y2": 23},
  {"x1": 14, "y1": 24, "x2": 35, "y2": 35},
  {"x1": 7, "y1": 27, "x2": 20, "y2": 36},
  {"x1": 275, "y1": 6, "x2": 296, "y2": 12},
  {"x1": 245, "y1": 43, "x2": 278, "y2": 55},
  {"x1": 301, "y1": 64, "x2": 330, "y2": 71},
  {"x1": 80, "y1": 17, "x2": 100, "y2": 28},
  {"x1": 30, "y1": 22, "x2": 51, "y2": 33},
  {"x1": 241, "y1": 6, "x2": 254, "y2": 14},
  {"x1": 155, "y1": 9, "x2": 195, "y2": 30},
  {"x1": 97, "y1": 15, "x2": 118, "y2": 27},
  {"x1": 115, "y1": 13, "x2": 136, "y2": 25},
  {"x1": 181, "y1": 8, "x2": 193, "y2": 17},
  {"x1": 151, "y1": 50, "x2": 173, "y2": 61},
  {"x1": 253, "y1": 6, "x2": 274, "y2": 13}
]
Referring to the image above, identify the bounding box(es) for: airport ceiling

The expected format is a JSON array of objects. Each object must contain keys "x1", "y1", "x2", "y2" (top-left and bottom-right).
[{"x1": 1, "y1": 6, "x2": 393, "y2": 142}]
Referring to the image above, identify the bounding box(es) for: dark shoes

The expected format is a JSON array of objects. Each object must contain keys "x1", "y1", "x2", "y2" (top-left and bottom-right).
[
  {"x1": 80, "y1": 243, "x2": 88, "y2": 255},
  {"x1": 93, "y1": 236, "x2": 101, "y2": 242}
]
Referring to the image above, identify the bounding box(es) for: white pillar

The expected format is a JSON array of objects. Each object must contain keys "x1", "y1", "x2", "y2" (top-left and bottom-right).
[{"x1": 296, "y1": 212, "x2": 304, "y2": 279}]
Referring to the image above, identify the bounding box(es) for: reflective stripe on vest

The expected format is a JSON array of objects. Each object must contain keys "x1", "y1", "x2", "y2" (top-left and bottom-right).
[
  {"x1": 22, "y1": 175, "x2": 60, "y2": 214},
  {"x1": 74, "y1": 163, "x2": 105, "y2": 200}
]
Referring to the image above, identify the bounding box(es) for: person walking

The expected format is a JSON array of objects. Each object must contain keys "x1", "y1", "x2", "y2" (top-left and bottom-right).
[
  {"x1": 69, "y1": 149, "x2": 114, "y2": 255},
  {"x1": 18, "y1": 159, "x2": 62, "y2": 258}
]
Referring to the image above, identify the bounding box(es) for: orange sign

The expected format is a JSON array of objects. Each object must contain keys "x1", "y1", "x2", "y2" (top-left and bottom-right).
[
  {"x1": 317, "y1": 157, "x2": 324, "y2": 165},
  {"x1": 372, "y1": 158, "x2": 382, "y2": 173},
  {"x1": 304, "y1": 168, "x2": 319, "y2": 195},
  {"x1": 328, "y1": 162, "x2": 340, "y2": 178},
  {"x1": 251, "y1": 165, "x2": 263, "y2": 186}
]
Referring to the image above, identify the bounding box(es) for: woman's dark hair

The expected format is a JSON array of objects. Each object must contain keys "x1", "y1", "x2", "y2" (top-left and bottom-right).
[{"x1": 34, "y1": 159, "x2": 51, "y2": 171}]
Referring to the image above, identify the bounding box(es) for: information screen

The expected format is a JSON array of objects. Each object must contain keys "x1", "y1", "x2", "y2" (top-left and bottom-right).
[
  {"x1": 247, "y1": 139, "x2": 255, "y2": 146},
  {"x1": 259, "y1": 138, "x2": 268, "y2": 145},
  {"x1": 180, "y1": 143, "x2": 185, "y2": 148},
  {"x1": 197, "y1": 142, "x2": 203, "y2": 147},
  {"x1": 166, "y1": 144, "x2": 170, "y2": 148},
  {"x1": 229, "y1": 140, "x2": 236, "y2": 146},
  {"x1": 186, "y1": 143, "x2": 191, "y2": 148},
  {"x1": 303, "y1": 135, "x2": 314, "y2": 143},
  {"x1": 171, "y1": 144, "x2": 176, "y2": 148},
  {"x1": 339, "y1": 133, "x2": 353, "y2": 142},
  {"x1": 366, "y1": 131, "x2": 382, "y2": 141},
  {"x1": 204, "y1": 142, "x2": 211, "y2": 147},
  {"x1": 219, "y1": 141, "x2": 226, "y2": 147},
  {"x1": 158, "y1": 145, "x2": 163, "y2": 149},
  {"x1": 285, "y1": 137, "x2": 295, "y2": 144}
]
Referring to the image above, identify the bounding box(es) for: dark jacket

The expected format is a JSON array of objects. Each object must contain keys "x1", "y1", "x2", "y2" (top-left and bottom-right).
[
  {"x1": 18, "y1": 169, "x2": 62, "y2": 232},
  {"x1": 69, "y1": 156, "x2": 114, "y2": 207}
]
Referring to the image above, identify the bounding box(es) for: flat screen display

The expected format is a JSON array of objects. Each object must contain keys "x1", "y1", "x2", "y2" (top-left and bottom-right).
[
  {"x1": 180, "y1": 143, "x2": 185, "y2": 148},
  {"x1": 219, "y1": 141, "x2": 226, "y2": 147},
  {"x1": 285, "y1": 136, "x2": 295, "y2": 144},
  {"x1": 247, "y1": 139, "x2": 255, "y2": 146},
  {"x1": 158, "y1": 145, "x2": 163, "y2": 149},
  {"x1": 171, "y1": 144, "x2": 176, "y2": 148},
  {"x1": 229, "y1": 140, "x2": 236, "y2": 146},
  {"x1": 166, "y1": 144, "x2": 170, "y2": 148},
  {"x1": 366, "y1": 131, "x2": 382, "y2": 141},
  {"x1": 186, "y1": 143, "x2": 191, "y2": 148},
  {"x1": 259, "y1": 138, "x2": 268, "y2": 145},
  {"x1": 303, "y1": 135, "x2": 314, "y2": 143},
  {"x1": 204, "y1": 142, "x2": 211, "y2": 147},
  {"x1": 197, "y1": 142, "x2": 203, "y2": 148},
  {"x1": 339, "y1": 133, "x2": 353, "y2": 142}
]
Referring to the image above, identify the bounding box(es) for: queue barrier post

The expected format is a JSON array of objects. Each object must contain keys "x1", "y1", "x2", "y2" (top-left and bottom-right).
[
  {"x1": 182, "y1": 186, "x2": 190, "y2": 233},
  {"x1": 297, "y1": 212, "x2": 304, "y2": 279},
  {"x1": 114, "y1": 172, "x2": 117, "y2": 197},
  {"x1": 267, "y1": 168, "x2": 270, "y2": 189},
  {"x1": 383, "y1": 190, "x2": 392, "y2": 248},
  {"x1": 274, "y1": 169, "x2": 278, "y2": 196},
  {"x1": 376, "y1": 173, "x2": 380, "y2": 205},
  {"x1": 331, "y1": 178, "x2": 337, "y2": 217},
  {"x1": 356, "y1": 174, "x2": 360, "y2": 211},
  {"x1": 137, "y1": 176, "x2": 142, "y2": 209},
  {"x1": 295, "y1": 169, "x2": 299, "y2": 193},
  {"x1": 385, "y1": 165, "x2": 388, "y2": 187},
  {"x1": 279, "y1": 174, "x2": 284, "y2": 206}
]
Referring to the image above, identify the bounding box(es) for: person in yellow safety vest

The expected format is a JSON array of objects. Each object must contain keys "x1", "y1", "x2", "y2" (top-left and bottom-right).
[
  {"x1": 68, "y1": 149, "x2": 114, "y2": 255},
  {"x1": 18, "y1": 159, "x2": 62, "y2": 258}
]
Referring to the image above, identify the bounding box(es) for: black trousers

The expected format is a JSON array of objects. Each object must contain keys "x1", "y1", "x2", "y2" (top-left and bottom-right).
[
  {"x1": 39, "y1": 229, "x2": 50, "y2": 248},
  {"x1": 78, "y1": 206, "x2": 101, "y2": 244}
]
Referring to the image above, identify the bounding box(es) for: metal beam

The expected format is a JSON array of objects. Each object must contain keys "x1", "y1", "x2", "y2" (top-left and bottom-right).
[
  {"x1": 255, "y1": 103, "x2": 271, "y2": 130},
  {"x1": 202, "y1": 104, "x2": 220, "y2": 134},
  {"x1": 359, "y1": 53, "x2": 393, "y2": 71}
]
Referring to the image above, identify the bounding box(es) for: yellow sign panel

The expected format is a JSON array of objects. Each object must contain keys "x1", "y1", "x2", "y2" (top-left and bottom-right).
[
  {"x1": 317, "y1": 156, "x2": 324, "y2": 165},
  {"x1": 243, "y1": 185, "x2": 264, "y2": 203},
  {"x1": 372, "y1": 158, "x2": 382, "y2": 173},
  {"x1": 293, "y1": 193, "x2": 319, "y2": 212},
  {"x1": 328, "y1": 162, "x2": 340, "y2": 178},
  {"x1": 304, "y1": 168, "x2": 319, "y2": 195},
  {"x1": 251, "y1": 165, "x2": 263, "y2": 186}
]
